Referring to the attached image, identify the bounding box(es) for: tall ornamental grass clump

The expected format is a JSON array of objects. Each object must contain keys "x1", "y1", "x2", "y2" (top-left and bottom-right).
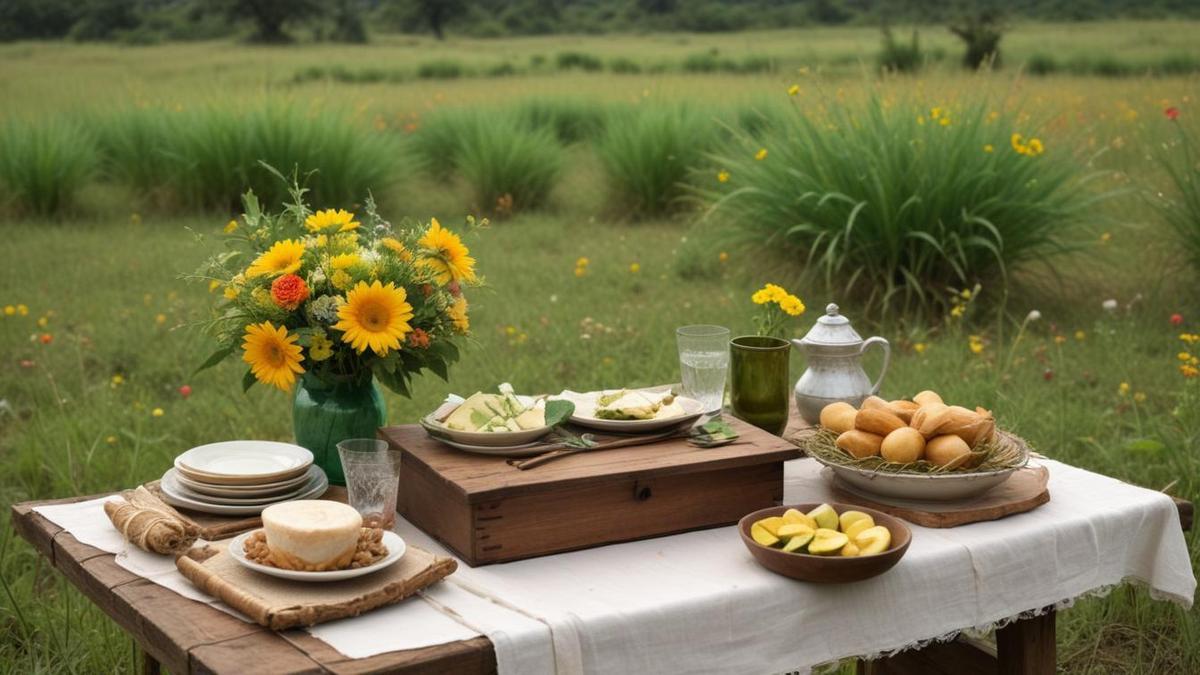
[
  {"x1": 596, "y1": 104, "x2": 719, "y2": 217},
  {"x1": 0, "y1": 119, "x2": 98, "y2": 217},
  {"x1": 456, "y1": 115, "x2": 564, "y2": 214},
  {"x1": 512, "y1": 98, "x2": 608, "y2": 144},
  {"x1": 1153, "y1": 112, "x2": 1200, "y2": 272},
  {"x1": 93, "y1": 105, "x2": 400, "y2": 210},
  {"x1": 406, "y1": 107, "x2": 482, "y2": 179},
  {"x1": 695, "y1": 96, "x2": 1104, "y2": 313}
]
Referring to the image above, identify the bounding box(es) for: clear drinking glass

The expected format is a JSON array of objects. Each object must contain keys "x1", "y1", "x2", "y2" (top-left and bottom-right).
[
  {"x1": 336, "y1": 439, "x2": 401, "y2": 530},
  {"x1": 676, "y1": 325, "x2": 731, "y2": 413}
]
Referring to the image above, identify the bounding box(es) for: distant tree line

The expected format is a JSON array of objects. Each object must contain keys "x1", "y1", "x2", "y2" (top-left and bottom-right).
[{"x1": 2, "y1": 0, "x2": 1198, "y2": 44}]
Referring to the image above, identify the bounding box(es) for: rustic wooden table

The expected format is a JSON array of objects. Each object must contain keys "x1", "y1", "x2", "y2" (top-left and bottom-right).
[{"x1": 9, "y1": 415, "x2": 1193, "y2": 674}]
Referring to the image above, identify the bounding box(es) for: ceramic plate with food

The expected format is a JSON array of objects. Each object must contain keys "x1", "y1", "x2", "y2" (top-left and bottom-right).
[
  {"x1": 554, "y1": 386, "x2": 705, "y2": 432},
  {"x1": 229, "y1": 530, "x2": 406, "y2": 582},
  {"x1": 421, "y1": 383, "x2": 574, "y2": 448}
]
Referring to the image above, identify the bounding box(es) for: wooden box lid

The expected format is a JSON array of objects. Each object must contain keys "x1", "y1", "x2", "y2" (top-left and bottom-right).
[{"x1": 380, "y1": 417, "x2": 800, "y2": 503}]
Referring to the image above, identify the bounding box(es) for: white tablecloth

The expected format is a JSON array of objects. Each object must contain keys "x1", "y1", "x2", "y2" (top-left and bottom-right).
[{"x1": 35, "y1": 458, "x2": 1195, "y2": 674}]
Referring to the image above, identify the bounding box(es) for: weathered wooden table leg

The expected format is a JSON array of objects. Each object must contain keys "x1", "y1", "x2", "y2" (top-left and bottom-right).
[
  {"x1": 141, "y1": 648, "x2": 161, "y2": 675},
  {"x1": 995, "y1": 608, "x2": 1056, "y2": 675}
]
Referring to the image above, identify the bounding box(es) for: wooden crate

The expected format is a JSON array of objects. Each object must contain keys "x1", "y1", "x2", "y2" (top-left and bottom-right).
[{"x1": 380, "y1": 418, "x2": 800, "y2": 566}]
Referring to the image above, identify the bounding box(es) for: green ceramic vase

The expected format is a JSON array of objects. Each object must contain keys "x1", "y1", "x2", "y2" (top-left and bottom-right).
[
  {"x1": 730, "y1": 335, "x2": 791, "y2": 436},
  {"x1": 292, "y1": 372, "x2": 387, "y2": 486}
]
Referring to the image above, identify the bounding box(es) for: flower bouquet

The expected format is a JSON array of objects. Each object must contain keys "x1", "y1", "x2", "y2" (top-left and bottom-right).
[{"x1": 196, "y1": 178, "x2": 480, "y2": 483}]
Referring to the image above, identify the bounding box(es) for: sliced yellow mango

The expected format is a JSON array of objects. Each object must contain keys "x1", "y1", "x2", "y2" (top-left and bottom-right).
[
  {"x1": 806, "y1": 504, "x2": 839, "y2": 531},
  {"x1": 756, "y1": 516, "x2": 787, "y2": 537},
  {"x1": 782, "y1": 532, "x2": 813, "y2": 553},
  {"x1": 838, "y1": 510, "x2": 873, "y2": 533},
  {"x1": 782, "y1": 509, "x2": 817, "y2": 529},
  {"x1": 751, "y1": 522, "x2": 779, "y2": 547},
  {"x1": 807, "y1": 528, "x2": 849, "y2": 555},
  {"x1": 854, "y1": 525, "x2": 892, "y2": 555},
  {"x1": 844, "y1": 518, "x2": 875, "y2": 541},
  {"x1": 776, "y1": 523, "x2": 815, "y2": 539},
  {"x1": 841, "y1": 541, "x2": 861, "y2": 557}
]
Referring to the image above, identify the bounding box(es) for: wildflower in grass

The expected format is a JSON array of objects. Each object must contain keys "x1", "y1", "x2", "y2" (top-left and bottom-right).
[
  {"x1": 1181, "y1": 364, "x2": 1199, "y2": 378},
  {"x1": 152, "y1": 408, "x2": 164, "y2": 417},
  {"x1": 224, "y1": 219, "x2": 238, "y2": 234},
  {"x1": 1181, "y1": 333, "x2": 1200, "y2": 345},
  {"x1": 1165, "y1": 107, "x2": 1180, "y2": 121},
  {"x1": 448, "y1": 295, "x2": 470, "y2": 334},
  {"x1": 1180, "y1": 352, "x2": 1194, "y2": 362},
  {"x1": 779, "y1": 295, "x2": 805, "y2": 316},
  {"x1": 1054, "y1": 335, "x2": 1067, "y2": 345},
  {"x1": 983, "y1": 144, "x2": 994, "y2": 153},
  {"x1": 629, "y1": 263, "x2": 641, "y2": 274},
  {"x1": 241, "y1": 322, "x2": 305, "y2": 391},
  {"x1": 111, "y1": 374, "x2": 125, "y2": 388},
  {"x1": 1102, "y1": 299, "x2": 1118, "y2": 312},
  {"x1": 717, "y1": 170, "x2": 730, "y2": 183},
  {"x1": 155, "y1": 314, "x2": 167, "y2": 326},
  {"x1": 208, "y1": 280, "x2": 221, "y2": 293},
  {"x1": 1171, "y1": 313, "x2": 1184, "y2": 326},
  {"x1": 1026, "y1": 138, "x2": 1044, "y2": 156},
  {"x1": 2, "y1": 305, "x2": 13, "y2": 316},
  {"x1": 309, "y1": 332, "x2": 334, "y2": 361},
  {"x1": 939, "y1": 117, "x2": 951, "y2": 127},
  {"x1": 755, "y1": 148, "x2": 768, "y2": 161},
  {"x1": 1100, "y1": 232, "x2": 1112, "y2": 244},
  {"x1": 1119, "y1": 382, "x2": 1130, "y2": 396},
  {"x1": 788, "y1": 84, "x2": 800, "y2": 96},
  {"x1": 16, "y1": 304, "x2": 28, "y2": 316},
  {"x1": 1043, "y1": 368, "x2": 1054, "y2": 381},
  {"x1": 37, "y1": 316, "x2": 48, "y2": 328},
  {"x1": 968, "y1": 335, "x2": 985, "y2": 354},
  {"x1": 419, "y1": 219, "x2": 476, "y2": 285},
  {"x1": 130, "y1": 213, "x2": 141, "y2": 225},
  {"x1": 1011, "y1": 133, "x2": 1026, "y2": 153},
  {"x1": 751, "y1": 284, "x2": 805, "y2": 336},
  {"x1": 950, "y1": 305, "x2": 965, "y2": 318},
  {"x1": 334, "y1": 281, "x2": 414, "y2": 357},
  {"x1": 247, "y1": 240, "x2": 305, "y2": 278},
  {"x1": 914, "y1": 342, "x2": 927, "y2": 355},
  {"x1": 179, "y1": 384, "x2": 192, "y2": 398},
  {"x1": 1027, "y1": 310, "x2": 1042, "y2": 322},
  {"x1": 1074, "y1": 330, "x2": 1086, "y2": 341},
  {"x1": 574, "y1": 266, "x2": 586, "y2": 278},
  {"x1": 407, "y1": 327, "x2": 431, "y2": 349},
  {"x1": 719, "y1": 251, "x2": 729, "y2": 263},
  {"x1": 106, "y1": 435, "x2": 117, "y2": 445},
  {"x1": 270, "y1": 274, "x2": 309, "y2": 311},
  {"x1": 305, "y1": 209, "x2": 360, "y2": 233},
  {"x1": 1133, "y1": 392, "x2": 1147, "y2": 403},
  {"x1": 576, "y1": 257, "x2": 589, "y2": 267}
]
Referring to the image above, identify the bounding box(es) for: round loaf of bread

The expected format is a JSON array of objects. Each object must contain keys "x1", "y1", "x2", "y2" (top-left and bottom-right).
[{"x1": 262, "y1": 500, "x2": 362, "y2": 572}]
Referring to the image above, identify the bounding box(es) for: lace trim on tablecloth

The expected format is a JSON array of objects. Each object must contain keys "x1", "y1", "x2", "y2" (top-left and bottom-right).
[{"x1": 828, "y1": 575, "x2": 1193, "y2": 667}]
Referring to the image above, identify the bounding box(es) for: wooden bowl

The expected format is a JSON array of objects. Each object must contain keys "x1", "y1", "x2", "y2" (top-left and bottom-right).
[{"x1": 738, "y1": 503, "x2": 911, "y2": 583}]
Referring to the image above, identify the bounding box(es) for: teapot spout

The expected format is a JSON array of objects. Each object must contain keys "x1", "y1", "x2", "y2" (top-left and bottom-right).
[{"x1": 789, "y1": 338, "x2": 806, "y2": 352}]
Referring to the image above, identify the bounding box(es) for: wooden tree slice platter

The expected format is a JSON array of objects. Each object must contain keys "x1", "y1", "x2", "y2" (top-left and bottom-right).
[{"x1": 828, "y1": 465, "x2": 1050, "y2": 528}]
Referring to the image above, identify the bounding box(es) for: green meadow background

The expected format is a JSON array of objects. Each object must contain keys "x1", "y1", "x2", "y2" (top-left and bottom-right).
[{"x1": 2, "y1": 19, "x2": 1200, "y2": 673}]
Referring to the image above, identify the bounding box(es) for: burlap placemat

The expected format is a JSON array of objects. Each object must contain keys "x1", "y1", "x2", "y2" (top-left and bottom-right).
[
  {"x1": 141, "y1": 481, "x2": 345, "y2": 541},
  {"x1": 176, "y1": 538, "x2": 456, "y2": 630}
]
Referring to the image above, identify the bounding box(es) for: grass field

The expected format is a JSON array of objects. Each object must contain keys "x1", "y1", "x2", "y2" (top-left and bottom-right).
[{"x1": 1, "y1": 22, "x2": 1199, "y2": 673}]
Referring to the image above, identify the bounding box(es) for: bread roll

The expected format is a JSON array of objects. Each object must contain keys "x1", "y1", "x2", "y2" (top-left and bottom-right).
[
  {"x1": 819, "y1": 401, "x2": 858, "y2": 434},
  {"x1": 925, "y1": 434, "x2": 971, "y2": 467},
  {"x1": 836, "y1": 430, "x2": 883, "y2": 459},
  {"x1": 854, "y1": 408, "x2": 906, "y2": 437},
  {"x1": 880, "y1": 427, "x2": 926, "y2": 463}
]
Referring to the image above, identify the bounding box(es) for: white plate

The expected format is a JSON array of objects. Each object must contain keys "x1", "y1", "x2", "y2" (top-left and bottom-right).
[
  {"x1": 175, "y1": 441, "x2": 313, "y2": 485},
  {"x1": 554, "y1": 388, "x2": 706, "y2": 432},
  {"x1": 163, "y1": 469, "x2": 323, "y2": 505},
  {"x1": 160, "y1": 466, "x2": 328, "y2": 515},
  {"x1": 228, "y1": 530, "x2": 406, "y2": 582},
  {"x1": 810, "y1": 431, "x2": 1031, "y2": 502},
  {"x1": 431, "y1": 436, "x2": 551, "y2": 457},
  {"x1": 174, "y1": 466, "x2": 316, "y2": 497},
  {"x1": 420, "y1": 394, "x2": 555, "y2": 448}
]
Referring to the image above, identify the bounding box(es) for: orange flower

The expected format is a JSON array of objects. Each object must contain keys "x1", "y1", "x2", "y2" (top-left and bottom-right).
[
  {"x1": 270, "y1": 274, "x2": 310, "y2": 310},
  {"x1": 407, "y1": 327, "x2": 431, "y2": 349}
]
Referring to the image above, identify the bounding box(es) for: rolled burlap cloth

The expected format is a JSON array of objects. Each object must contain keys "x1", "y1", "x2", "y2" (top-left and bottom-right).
[{"x1": 104, "y1": 486, "x2": 199, "y2": 555}]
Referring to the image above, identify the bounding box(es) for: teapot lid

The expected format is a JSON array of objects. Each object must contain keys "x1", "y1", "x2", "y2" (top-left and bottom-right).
[{"x1": 800, "y1": 303, "x2": 863, "y2": 347}]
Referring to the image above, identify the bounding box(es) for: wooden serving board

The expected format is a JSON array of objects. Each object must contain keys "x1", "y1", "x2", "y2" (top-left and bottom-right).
[{"x1": 829, "y1": 465, "x2": 1050, "y2": 528}]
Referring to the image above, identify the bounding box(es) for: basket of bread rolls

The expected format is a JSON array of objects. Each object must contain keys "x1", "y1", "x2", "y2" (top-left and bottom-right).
[{"x1": 804, "y1": 390, "x2": 1030, "y2": 502}]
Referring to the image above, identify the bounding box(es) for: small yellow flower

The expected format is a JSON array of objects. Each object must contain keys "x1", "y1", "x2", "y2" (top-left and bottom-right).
[
  {"x1": 1026, "y1": 138, "x2": 1044, "y2": 156},
  {"x1": 1181, "y1": 364, "x2": 1200, "y2": 378},
  {"x1": 930, "y1": 107, "x2": 943, "y2": 119},
  {"x1": 755, "y1": 148, "x2": 768, "y2": 161},
  {"x1": 305, "y1": 209, "x2": 359, "y2": 233},
  {"x1": 224, "y1": 219, "x2": 238, "y2": 234},
  {"x1": 1118, "y1": 382, "x2": 1130, "y2": 396},
  {"x1": 574, "y1": 266, "x2": 586, "y2": 278},
  {"x1": 2, "y1": 305, "x2": 13, "y2": 316},
  {"x1": 983, "y1": 144, "x2": 994, "y2": 153},
  {"x1": 224, "y1": 284, "x2": 240, "y2": 301},
  {"x1": 105, "y1": 435, "x2": 118, "y2": 445},
  {"x1": 505, "y1": 325, "x2": 517, "y2": 336},
  {"x1": 718, "y1": 251, "x2": 729, "y2": 263},
  {"x1": 779, "y1": 295, "x2": 806, "y2": 317},
  {"x1": 1054, "y1": 335, "x2": 1067, "y2": 345},
  {"x1": 787, "y1": 84, "x2": 800, "y2": 96},
  {"x1": 1011, "y1": 132, "x2": 1026, "y2": 154},
  {"x1": 1074, "y1": 330, "x2": 1086, "y2": 341},
  {"x1": 309, "y1": 332, "x2": 334, "y2": 361},
  {"x1": 751, "y1": 288, "x2": 773, "y2": 305},
  {"x1": 37, "y1": 316, "x2": 49, "y2": 328},
  {"x1": 331, "y1": 269, "x2": 353, "y2": 291},
  {"x1": 938, "y1": 117, "x2": 951, "y2": 127},
  {"x1": 629, "y1": 262, "x2": 640, "y2": 274},
  {"x1": 717, "y1": 170, "x2": 730, "y2": 183},
  {"x1": 152, "y1": 408, "x2": 164, "y2": 417},
  {"x1": 1179, "y1": 352, "x2": 1193, "y2": 361},
  {"x1": 913, "y1": 342, "x2": 927, "y2": 355},
  {"x1": 1133, "y1": 391, "x2": 1146, "y2": 403},
  {"x1": 329, "y1": 253, "x2": 361, "y2": 270},
  {"x1": 111, "y1": 374, "x2": 125, "y2": 387},
  {"x1": 968, "y1": 337, "x2": 984, "y2": 355},
  {"x1": 960, "y1": 289, "x2": 972, "y2": 300},
  {"x1": 155, "y1": 313, "x2": 167, "y2": 325},
  {"x1": 576, "y1": 257, "x2": 589, "y2": 267},
  {"x1": 130, "y1": 213, "x2": 142, "y2": 225},
  {"x1": 1100, "y1": 232, "x2": 1112, "y2": 244},
  {"x1": 950, "y1": 305, "x2": 965, "y2": 318},
  {"x1": 381, "y1": 237, "x2": 413, "y2": 262},
  {"x1": 208, "y1": 280, "x2": 221, "y2": 293}
]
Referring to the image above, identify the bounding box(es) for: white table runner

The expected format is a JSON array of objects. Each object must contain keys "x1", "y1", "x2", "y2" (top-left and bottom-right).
[{"x1": 34, "y1": 458, "x2": 1195, "y2": 674}]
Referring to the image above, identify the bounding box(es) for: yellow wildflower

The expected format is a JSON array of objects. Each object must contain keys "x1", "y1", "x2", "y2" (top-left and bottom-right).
[
  {"x1": 418, "y1": 218, "x2": 476, "y2": 285},
  {"x1": 717, "y1": 170, "x2": 730, "y2": 183},
  {"x1": 1074, "y1": 330, "x2": 1086, "y2": 341},
  {"x1": 329, "y1": 253, "x2": 361, "y2": 270},
  {"x1": 1100, "y1": 232, "x2": 1112, "y2": 244},
  {"x1": 224, "y1": 219, "x2": 238, "y2": 234},
  {"x1": 16, "y1": 304, "x2": 28, "y2": 316},
  {"x1": 629, "y1": 263, "x2": 640, "y2": 274},
  {"x1": 2, "y1": 306, "x2": 13, "y2": 316},
  {"x1": 1118, "y1": 382, "x2": 1130, "y2": 396},
  {"x1": 246, "y1": 240, "x2": 305, "y2": 278},
  {"x1": 939, "y1": 117, "x2": 951, "y2": 127},
  {"x1": 930, "y1": 107, "x2": 943, "y2": 119},
  {"x1": 155, "y1": 313, "x2": 167, "y2": 325},
  {"x1": 983, "y1": 144, "x2": 994, "y2": 153},
  {"x1": 448, "y1": 295, "x2": 469, "y2": 334},
  {"x1": 576, "y1": 257, "x2": 589, "y2": 267},
  {"x1": 305, "y1": 209, "x2": 359, "y2": 233},
  {"x1": 1180, "y1": 352, "x2": 1193, "y2": 362},
  {"x1": 308, "y1": 332, "x2": 334, "y2": 362},
  {"x1": 1054, "y1": 335, "x2": 1067, "y2": 345},
  {"x1": 779, "y1": 295, "x2": 806, "y2": 317},
  {"x1": 1026, "y1": 138, "x2": 1045, "y2": 156},
  {"x1": 968, "y1": 335, "x2": 985, "y2": 354},
  {"x1": 37, "y1": 316, "x2": 48, "y2": 328},
  {"x1": 331, "y1": 269, "x2": 353, "y2": 291},
  {"x1": 1181, "y1": 364, "x2": 1199, "y2": 378},
  {"x1": 913, "y1": 342, "x2": 927, "y2": 355},
  {"x1": 106, "y1": 435, "x2": 118, "y2": 445},
  {"x1": 111, "y1": 374, "x2": 125, "y2": 387},
  {"x1": 950, "y1": 305, "x2": 965, "y2": 318},
  {"x1": 755, "y1": 148, "x2": 768, "y2": 161},
  {"x1": 787, "y1": 84, "x2": 800, "y2": 96},
  {"x1": 152, "y1": 408, "x2": 164, "y2": 417},
  {"x1": 1133, "y1": 391, "x2": 1147, "y2": 403},
  {"x1": 381, "y1": 237, "x2": 413, "y2": 262},
  {"x1": 719, "y1": 251, "x2": 729, "y2": 263},
  {"x1": 574, "y1": 266, "x2": 586, "y2": 278},
  {"x1": 1011, "y1": 133, "x2": 1027, "y2": 154}
]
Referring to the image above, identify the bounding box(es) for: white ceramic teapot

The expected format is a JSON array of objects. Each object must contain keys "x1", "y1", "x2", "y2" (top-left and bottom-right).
[{"x1": 790, "y1": 303, "x2": 890, "y2": 425}]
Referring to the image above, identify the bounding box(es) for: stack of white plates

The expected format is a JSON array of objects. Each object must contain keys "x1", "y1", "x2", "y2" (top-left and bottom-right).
[{"x1": 160, "y1": 441, "x2": 328, "y2": 515}]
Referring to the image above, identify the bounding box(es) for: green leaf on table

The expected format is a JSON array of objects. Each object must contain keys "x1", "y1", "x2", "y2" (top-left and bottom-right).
[{"x1": 544, "y1": 400, "x2": 575, "y2": 428}]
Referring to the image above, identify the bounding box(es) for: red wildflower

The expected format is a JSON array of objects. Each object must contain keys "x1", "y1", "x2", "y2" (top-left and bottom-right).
[
  {"x1": 1171, "y1": 313, "x2": 1184, "y2": 326},
  {"x1": 270, "y1": 274, "x2": 309, "y2": 310},
  {"x1": 39, "y1": 333, "x2": 53, "y2": 344},
  {"x1": 1165, "y1": 107, "x2": 1180, "y2": 121},
  {"x1": 407, "y1": 327, "x2": 431, "y2": 349},
  {"x1": 1043, "y1": 368, "x2": 1054, "y2": 381},
  {"x1": 179, "y1": 384, "x2": 192, "y2": 399}
]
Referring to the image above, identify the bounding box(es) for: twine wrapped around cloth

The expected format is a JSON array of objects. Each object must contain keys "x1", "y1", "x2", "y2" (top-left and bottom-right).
[{"x1": 103, "y1": 486, "x2": 199, "y2": 555}]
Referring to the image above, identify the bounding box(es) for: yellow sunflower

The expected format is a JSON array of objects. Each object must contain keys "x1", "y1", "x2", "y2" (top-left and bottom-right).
[
  {"x1": 448, "y1": 295, "x2": 469, "y2": 334},
  {"x1": 329, "y1": 253, "x2": 361, "y2": 270},
  {"x1": 418, "y1": 218, "x2": 476, "y2": 285},
  {"x1": 241, "y1": 322, "x2": 305, "y2": 391},
  {"x1": 246, "y1": 240, "x2": 305, "y2": 278},
  {"x1": 334, "y1": 281, "x2": 414, "y2": 356},
  {"x1": 305, "y1": 209, "x2": 360, "y2": 233},
  {"x1": 381, "y1": 237, "x2": 414, "y2": 262}
]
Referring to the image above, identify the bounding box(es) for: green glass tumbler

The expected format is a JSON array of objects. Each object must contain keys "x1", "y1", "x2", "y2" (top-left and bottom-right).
[
  {"x1": 730, "y1": 335, "x2": 791, "y2": 436},
  {"x1": 293, "y1": 373, "x2": 387, "y2": 486}
]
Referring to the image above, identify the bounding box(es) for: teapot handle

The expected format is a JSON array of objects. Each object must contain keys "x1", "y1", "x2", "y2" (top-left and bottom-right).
[{"x1": 860, "y1": 337, "x2": 891, "y2": 395}]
